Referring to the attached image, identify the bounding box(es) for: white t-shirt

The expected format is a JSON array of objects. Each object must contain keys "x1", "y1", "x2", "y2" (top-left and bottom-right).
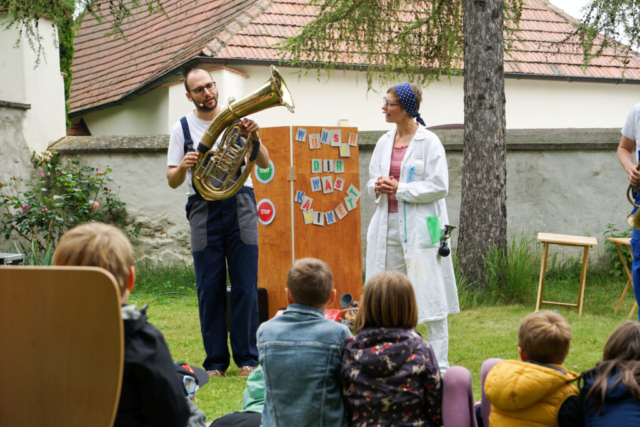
[
  {"x1": 622, "y1": 103, "x2": 640, "y2": 163},
  {"x1": 167, "y1": 110, "x2": 253, "y2": 197}
]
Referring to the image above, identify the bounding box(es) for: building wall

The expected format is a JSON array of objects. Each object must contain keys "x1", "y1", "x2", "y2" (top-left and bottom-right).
[
  {"x1": 76, "y1": 64, "x2": 640, "y2": 136},
  {"x1": 0, "y1": 17, "x2": 66, "y2": 153},
  {"x1": 82, "y1": 87, "x2": 169, "y2": 136},
  {"x1": 45, "y1": 129, "x2": 630, "y2": 270}
]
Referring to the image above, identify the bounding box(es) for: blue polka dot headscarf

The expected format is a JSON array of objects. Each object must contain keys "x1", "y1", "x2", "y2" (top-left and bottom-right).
[{"x1": 394, "y1": 83, "x2": 425, "y2": 127}]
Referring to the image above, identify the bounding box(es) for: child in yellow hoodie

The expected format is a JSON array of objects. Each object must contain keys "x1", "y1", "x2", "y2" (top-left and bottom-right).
[{"x1": 484, "y1": 311, "x2": 583, "y2": 427}]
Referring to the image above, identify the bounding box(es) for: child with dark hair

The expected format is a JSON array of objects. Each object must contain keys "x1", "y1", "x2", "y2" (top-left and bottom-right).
[{"x1": 581, "y1": 321, "x2": 640, "y2": 425}]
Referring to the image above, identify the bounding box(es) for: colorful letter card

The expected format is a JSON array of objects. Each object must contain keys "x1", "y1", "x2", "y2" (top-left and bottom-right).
[
  {"x1": 330, "y1": 130, "x2": 342, "y2": 147},
  {"x1": 323, "y1": 159, "x2": 334, "y2": 173},
  {"x1": 334, "y1": 177, "x2": 345, "y2": 192},
  {"x1": 310, "y1": 177, "x2": 322, "y2": 192},
  {"x1": 335, "y1": 204, "x2": 347, "y2": 219},
  {"x1": 320, "y1": 129, "x2": 331, "y2": 145},
  {"x1": 334, "y1": 160, "x2": 345, "y2": 174},
  {"x1": 321, "y1": 176, "x2": 334, "y2": 194},
  {"x1": 325, "y1": 211, "x2": 337, "y2": 225},
  {"x1": 345, "y1": 197, "x2": 357, "y2": 212},
  {"x1": 295, "y1": 128, "x2": 307, "y2": 142},
  {"x1": 346, "y1": 184, "x2": 361, "y2": 200},
  {"x1": 339, "y1": 144, "x2": 350, "y2": 158},
  {"x1": 303, "y1": 210, "x2": 313, "y2": 225},
  {"x1": 294, "y1": 190, "x2": 305, "y2": 203},
  {"x1": 311, "y1": 159, "x2": 322, "y2": 174},
  {"x1": 312, "y1": 211, "x2": 325, "y2": 226},
  {"x1": 309, "y1": 134, "x2": 320, "y2": 150},
  {"x1": 300, "y1": 195, "x2": 313, "y2": 212},
  {"x1": 348, "y1": 133, "x2": 358, "y2": 147}
]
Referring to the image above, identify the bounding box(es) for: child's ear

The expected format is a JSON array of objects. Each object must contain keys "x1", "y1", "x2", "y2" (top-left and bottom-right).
[
  {"x1": 285, "y1": 288, "x2": 295, "y2": 305},
  {"x1": 517, "y1": 346, "x2": 528, "y2": 361},
  {"x1": 326, "y1": 288, "x2": 337, "y2": 306},
  {"x1": 126, "y1": 265, "x2": 136, "y2": 292}
]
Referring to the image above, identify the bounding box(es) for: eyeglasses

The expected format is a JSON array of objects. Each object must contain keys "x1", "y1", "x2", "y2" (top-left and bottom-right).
[
  {"x1": 189, "y1": 82, "x2": 216, "y2": 96},
  {"x1": 382, "y1": 98, "x2": 401, "y2": 108}
]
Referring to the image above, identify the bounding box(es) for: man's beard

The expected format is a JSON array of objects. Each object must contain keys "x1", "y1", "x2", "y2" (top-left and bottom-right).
[{"x1": 195, "y1": 97, "x2": 217, "y2": 112}]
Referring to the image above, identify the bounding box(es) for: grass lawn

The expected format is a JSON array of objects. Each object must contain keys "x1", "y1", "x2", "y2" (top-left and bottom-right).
[{"x1": 131, "y1": 263, "x2": 638, "y2": 423}]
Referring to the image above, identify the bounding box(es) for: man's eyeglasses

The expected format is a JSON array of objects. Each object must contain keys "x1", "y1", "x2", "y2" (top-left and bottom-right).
[
  {"x1": 382, "y1": 98, "x2": 401, "y2": 108},
  {"x1": 189, "y1": 82, "x2": 216, "y2": 96}
]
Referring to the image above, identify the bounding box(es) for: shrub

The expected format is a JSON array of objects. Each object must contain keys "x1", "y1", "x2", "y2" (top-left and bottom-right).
[
  {"x1": 603, "y1": 222, "x2": 633, "y2": 278},
  {"x1": 0, "y1": 150, "x2": 138, "y2": 264}
]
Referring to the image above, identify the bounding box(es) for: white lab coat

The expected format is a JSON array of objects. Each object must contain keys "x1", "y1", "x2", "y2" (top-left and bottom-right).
[{"x1": 365, "y1": 126, "x2": 460, "y2": 323}]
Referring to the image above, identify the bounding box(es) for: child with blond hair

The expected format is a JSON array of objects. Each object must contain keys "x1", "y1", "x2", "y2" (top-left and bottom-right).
[
  {"x1": 54, "y1": 223, "x2": 197, "y2": 427},
  {"x1": 484, "y1": 311, "x2": 582, "y2": 427}
]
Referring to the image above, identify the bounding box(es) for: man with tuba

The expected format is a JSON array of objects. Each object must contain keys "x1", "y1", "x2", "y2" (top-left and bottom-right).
[
  {"x1": 167, "y1": 66, "x2": 269, "y2": 378},
  {"x1": 617, "y1": 102, "x2": 640, "y2": 321}
]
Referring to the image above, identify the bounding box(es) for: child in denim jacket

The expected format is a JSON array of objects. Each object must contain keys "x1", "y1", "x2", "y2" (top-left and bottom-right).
[{"x1": 257, "y1": 258, "x2": 352, "y2": 427}]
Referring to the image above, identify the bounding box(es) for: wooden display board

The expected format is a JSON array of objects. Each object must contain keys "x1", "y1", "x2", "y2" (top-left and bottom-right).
[{"x1": 252, "y1": 126, "x2": 362, "y2": 317}]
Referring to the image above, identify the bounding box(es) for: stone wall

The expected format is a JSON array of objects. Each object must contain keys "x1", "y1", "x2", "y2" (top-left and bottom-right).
[{"x1": 45, "y1": 128, "x2": 628, "y2": 267}]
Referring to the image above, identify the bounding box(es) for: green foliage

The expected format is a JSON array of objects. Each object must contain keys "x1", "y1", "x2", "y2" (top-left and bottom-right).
[
  {"x1": 0, "y1": 150, "x2": 138, "y2": 264},
  {"x1": 135, "y1": 260, "x2": 197, "y2": 294},
  {"x1": 278, "y1": 0, "x2": 523, "y2": 89},
  {"x1": 58, "y1": 12, "x2": 75, "y2": 129},
  {"x1": 576, "y1": 0, "x2": 640, "y2": 70},
  {"x1": 457, "y1": 233, "x2": 540, "y2": 307},
  {"x1": 603, "y1": 222, "x2": 633, "y2": 278}
]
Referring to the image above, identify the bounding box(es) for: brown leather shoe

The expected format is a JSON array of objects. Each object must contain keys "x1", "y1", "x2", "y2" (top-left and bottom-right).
[
  {"x1": 207, "y1": 370, "x2": 226, "y2": 378},
  {"x1": 238, "y1": 366, "x2": 257, "y2": 377}
]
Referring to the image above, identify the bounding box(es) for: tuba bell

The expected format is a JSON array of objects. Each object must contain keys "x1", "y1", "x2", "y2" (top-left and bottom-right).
[{"x1": 192, "y1": 65, "x2": 294, "y2": 200}]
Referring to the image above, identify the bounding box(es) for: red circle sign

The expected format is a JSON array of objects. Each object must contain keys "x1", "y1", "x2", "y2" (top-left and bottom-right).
[{"x1": 257, "y1": 199, "x2": 276, "y2": 225}]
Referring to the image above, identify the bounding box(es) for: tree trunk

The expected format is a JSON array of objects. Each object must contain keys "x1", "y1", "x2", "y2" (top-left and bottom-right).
[{"x1": 458, "y1": 0, "x2": 508, "y2": 287}]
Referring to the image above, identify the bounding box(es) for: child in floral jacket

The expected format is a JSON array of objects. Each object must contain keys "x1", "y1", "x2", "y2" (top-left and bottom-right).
[{"x1": 341, "y1": 271, "x2": 442, "y2": 427}]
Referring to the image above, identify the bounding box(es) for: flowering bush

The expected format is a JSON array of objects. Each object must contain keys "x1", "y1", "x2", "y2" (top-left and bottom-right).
[{"x1": 0, "y1": 150, "x2": 138, "y2": 264}]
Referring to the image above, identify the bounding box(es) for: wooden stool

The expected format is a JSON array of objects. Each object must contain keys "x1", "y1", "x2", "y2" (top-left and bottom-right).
[
  {"x1": 606, "y1": 237, "x2": 639, "y2": 320},
  {"x1": 536, "y1": 232, "x2": 598, "y2": 316}
]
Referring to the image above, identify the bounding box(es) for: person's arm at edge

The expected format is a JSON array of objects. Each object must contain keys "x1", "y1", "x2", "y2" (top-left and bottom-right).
[
  {"x1": 618, "y1": 135, "x2": 640, "y2": 186},
  {"x1": 255, "y1": 142, "x2": 270, "y2": 169},
  {"x1": 167, "y1": 151, "x2": 200, "y2": 189}
]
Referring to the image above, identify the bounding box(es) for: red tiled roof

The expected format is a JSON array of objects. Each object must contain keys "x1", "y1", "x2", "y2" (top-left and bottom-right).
[
  {"x1": 70, "y1": 0, "x2": 272, "y2": 113},
  {"x1": 70, "y1": 0, "x2": 640, "y2": 114},
  {"x1": 216, "y1": 0, "x2": 640, "y2": 79}
]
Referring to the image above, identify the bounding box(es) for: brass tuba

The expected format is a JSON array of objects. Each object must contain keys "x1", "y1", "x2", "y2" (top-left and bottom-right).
[
  {"x1": 627, "y1": 174, "x2": 640, "y2": 229},
  {"x1": 192, "y1": 65, "x2": 294, "y2": 200}
]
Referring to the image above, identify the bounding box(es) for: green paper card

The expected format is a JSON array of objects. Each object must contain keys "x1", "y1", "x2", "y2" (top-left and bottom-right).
[{"x1": 427, "y1": 216, "x2": 442, "y2": 245}]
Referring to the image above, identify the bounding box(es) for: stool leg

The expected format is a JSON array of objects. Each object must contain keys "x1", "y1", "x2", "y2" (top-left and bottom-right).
[
  {"x1": 629, "y1": 302, "x2": 638, "y2": 321},
  {"x1": 537, "y1": 243, "x2": 549, "y2": 311},
  {"x1": 615, "y1": 243, "x2": 633, "y2": 315},
  {"x1": 578, "y1": 246, "x2": 590, "y2": 317}
]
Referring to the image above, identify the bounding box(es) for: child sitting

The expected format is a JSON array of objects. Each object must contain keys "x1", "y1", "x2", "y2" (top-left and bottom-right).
[
  {"x1": 257, "y1": 258, "x2": 352, "y2": 427},
  {"x1": 484, "y1": 311, "x2": 582, "y2": 427},
  {"x1": 581, "y1": 321, "x2": 640, "y2": 425},
  {"x1": 341, "y1": 271, "x2": 443, "y2": 427},
  {"x1": 54, "y1": 223, "x2": 194, "y2": 427}
]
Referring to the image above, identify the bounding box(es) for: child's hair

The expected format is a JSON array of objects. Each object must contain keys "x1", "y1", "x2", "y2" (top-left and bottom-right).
[
  {"x1": 354, "y1": 271, "x2": 418, "y2": 333},
  {"x1": 287, "y1": 258, "x2": 333, "y2": 307},
  {"x1": 387, "y1": 84, "x2": 422, "y2": 110},
  {"x1": 518, "y1": 311, "x2": 571, "y2": 365},
  {"x1": 584, "y1": 322, "x2": 640, "y2": 414},
  {"x1": 53, "y1": 222, "x2": 134, "y2": 296}
]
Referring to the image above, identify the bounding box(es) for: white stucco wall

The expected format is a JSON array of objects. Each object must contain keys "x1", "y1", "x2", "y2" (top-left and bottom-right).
[
  {"x1": 0, "y1": 17, "x2": 66, "y2": 153},
  {"x1": 75, "y1": 63, "x2": 640, "y2": 135},
  {"x1": 82, "y1": 87, "x2": 169, "y2": 135}
]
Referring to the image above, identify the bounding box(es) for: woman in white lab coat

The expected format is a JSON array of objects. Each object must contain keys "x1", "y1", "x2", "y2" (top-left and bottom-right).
[{"x1": 365, "y1": 83, "x2": 459, "y2": 373}]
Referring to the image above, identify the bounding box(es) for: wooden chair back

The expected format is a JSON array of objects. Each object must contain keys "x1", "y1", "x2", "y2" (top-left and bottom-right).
[{"x1": 0, "y1": 266, "x2": 124, "y2": 426}]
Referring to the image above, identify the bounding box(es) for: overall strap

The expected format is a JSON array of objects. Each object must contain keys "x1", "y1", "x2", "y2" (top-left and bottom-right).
[
  {"x1": 181, "y1": 116, "x2": 194, "y2": 155},
  {"x1": 180, "y1": 116, "x2": 205, "y2": 203}
]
